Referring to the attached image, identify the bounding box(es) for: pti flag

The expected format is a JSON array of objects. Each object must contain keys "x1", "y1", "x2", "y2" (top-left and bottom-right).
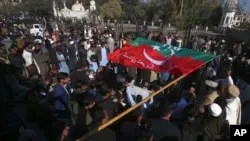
[
  {"x1": 108, "y1": 42, "x2": 132, "y2": 62},
  {"x1": 108, "y1": 38, "x2": 215, "y2": 76}
]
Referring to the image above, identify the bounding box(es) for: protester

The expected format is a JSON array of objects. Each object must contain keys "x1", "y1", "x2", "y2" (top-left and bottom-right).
[
  {"x1": 89, "y1": 106, "x2": 116, "y2": 141},
  {"x1": 202, "y1": 103, "x2": 229, "y2": 141},
  {"x1": 96, "y1": 42, "x2": 109, "y2": 67},
  {"x1": 33, "y1": 40, "x2": 49, "y2": 79},
  {"x1": 150, "y1": 106, "x2": 181, "y2": 141},
  {"x1": 53, "y1": 72, "x2": 71, "y2": 120},
  {"x1": 225, "y1": 85, "x2": 241, "y2": 125},
  {"x1": 22, "y1": 42, "x2": 39, "y2": 75},
  {"x1": 56, "y1": 48, "x2": 70, "y2": 74}
]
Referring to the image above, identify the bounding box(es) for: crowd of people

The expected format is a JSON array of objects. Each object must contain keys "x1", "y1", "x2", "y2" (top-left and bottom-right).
[{"x1": 0, "y1": 19, "x2": 250, "y2": 141}]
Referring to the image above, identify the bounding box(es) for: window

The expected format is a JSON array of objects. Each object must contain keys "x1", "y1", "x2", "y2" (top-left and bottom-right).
[{"x1": 34, "y1": 25, "x2": 39, "y2": 28}]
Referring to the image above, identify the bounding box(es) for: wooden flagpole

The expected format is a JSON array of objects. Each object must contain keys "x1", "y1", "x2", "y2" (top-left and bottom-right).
[{"x1": 76, "y1": 58, "x2": 215, "y2": 141}]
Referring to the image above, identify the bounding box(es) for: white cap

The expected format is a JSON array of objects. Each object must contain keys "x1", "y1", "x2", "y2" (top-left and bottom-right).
[
  {"x1": 205, "y1": 80, "x2": 218, "y2": 88},
  {"x1": 208, "y1": 103, "x2": 222, "y2": 117},
  {"x1": 34, "y1": 39, "x2": 42, "y2": 44},
  {"x1": 89, "y1": 74, "x2": 94, "y2": 79},
  {"x1": 228, "y1": 57, "x2": 233, "y2": 61},
  {"x1": 69, "y1": 41, "x2": 74, "y2": 45}
]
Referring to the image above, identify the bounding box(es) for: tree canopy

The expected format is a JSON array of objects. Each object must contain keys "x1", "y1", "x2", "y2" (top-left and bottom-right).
[
  {"x1": 99, "y1": 0, "x2": 122, "y2": 19},
  {"x1": 1, "y1": 0, "x2": 223, "y2": 28},
  {"x1": 1, "y1": 0, "x2": 53, "y2": 17},
  {"x1": 120, "y1": 0, "x2": 222, "y2": 28}
]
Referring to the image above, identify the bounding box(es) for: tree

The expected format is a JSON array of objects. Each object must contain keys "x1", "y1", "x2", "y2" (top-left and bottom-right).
[
  {"x1": 200, "y1": 0, "x2": 222, "y2": 26},
  {"x1": 142, "y1": 0, "x2": 221, "y2": 28},
  {"x1": 121, "y1": 0, "x2": 141, "y2": 21},
  {"x1": 0, "y1": 0, "x2": 16, "y2": 17},
  {"x1": 239, "y1": 21, "x2": 250, "y2": 30},
  {"x1": 14, "y1": 0, "x2": 53, "y2": 17},
  {"x1": 170, "y1": 0, "x2": 215, "y2": 29},
  {"x1": 99, "y1": 0, "x2": 122, "y2": 19},
  {"x1": 134, "y1": 4, "x2": 147, "y2": 20},
  {"x1": 203, "y1": 6, "x2": 222, "y2": 26},
  {"x1": 137, "y1": 0, "x2": 176, "y2": 23},
  {"x1": 154, "y1": 0, "x2": 176, "y2": 23}
]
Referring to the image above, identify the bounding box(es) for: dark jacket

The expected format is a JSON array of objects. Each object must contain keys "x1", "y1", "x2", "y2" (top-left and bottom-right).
[
  {"x1": 68, "y1": 45, "x2": 78, "y2": 71},
  {"x1": 96, "y1": 47, "x2": 110, "y2": 62},
  {"x1": 150, "y1": 119, "x2": 181, "y2": 141},
  {"x1": 78, "y1": 47, "x2": 88, "y2": 63},
  {"x1": 98, "y1": 98, "x2": 118, "y2": 119},
  {"x1": 91, "y1": 128, "x2": 116, "y2": 141},
  {"x1": 48, "y1": 48, "x2": 59, "y2": 70},
  {"x1": 53, "y1": 84, "x2": 70, "y2": 111},
  {"x1": 202, "y1": 117, "x2": 229, "y2": 141},
  {"x1": 181, "y1": 120, "x2": 202, "y2": 141},
  {"x1": 70, "y1": 70, "x2": 89, "y2": 87},
  {"x1": 9, "y1": 54, "x2": 25, "y2": 69}
]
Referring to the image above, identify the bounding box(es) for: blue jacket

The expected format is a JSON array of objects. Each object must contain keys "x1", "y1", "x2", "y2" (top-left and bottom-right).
[{"x1": 53, "y1": 84, "x2": 70, "y2": 111}]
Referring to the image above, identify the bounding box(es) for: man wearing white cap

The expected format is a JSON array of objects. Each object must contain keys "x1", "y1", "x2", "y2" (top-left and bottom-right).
[{"x1": 202, "y1": 103, "x2": 229, "y2": 141}]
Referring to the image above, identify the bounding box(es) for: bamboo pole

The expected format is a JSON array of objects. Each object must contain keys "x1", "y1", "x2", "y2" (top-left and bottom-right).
[{"x1": 76, "y1": 58, "x2": 215, "y2": 141}]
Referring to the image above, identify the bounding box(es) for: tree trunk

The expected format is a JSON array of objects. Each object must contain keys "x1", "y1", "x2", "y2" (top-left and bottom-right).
[
  {"x1": 184, "y1": 24, "x2": 192, "y2": 47},
  {"x1": 179, "y1": 0, "x2": 184, "y2": 16},
  {"x1": 3, "y1": 0, "x2": 11, "y2": 17}
]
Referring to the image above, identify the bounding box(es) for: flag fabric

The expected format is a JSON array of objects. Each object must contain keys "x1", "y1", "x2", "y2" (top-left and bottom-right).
[
  {"x1": 108, "y1": 38, "x2": 215, "y2": 76},
  {"x1": 109, "y1": 44, "x2": 168, "y2": 70},
  {"x1": 108, "y1": 42, "x2": 132, "y2": 62}
]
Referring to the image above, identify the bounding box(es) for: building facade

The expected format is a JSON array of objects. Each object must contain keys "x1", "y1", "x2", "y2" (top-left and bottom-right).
[
  {"x1": 53, "y1": 0, "x2": 96, "y2": 20},
  {"x1": 220, "y1": 0, "x2": 250, "y2": 28}
]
